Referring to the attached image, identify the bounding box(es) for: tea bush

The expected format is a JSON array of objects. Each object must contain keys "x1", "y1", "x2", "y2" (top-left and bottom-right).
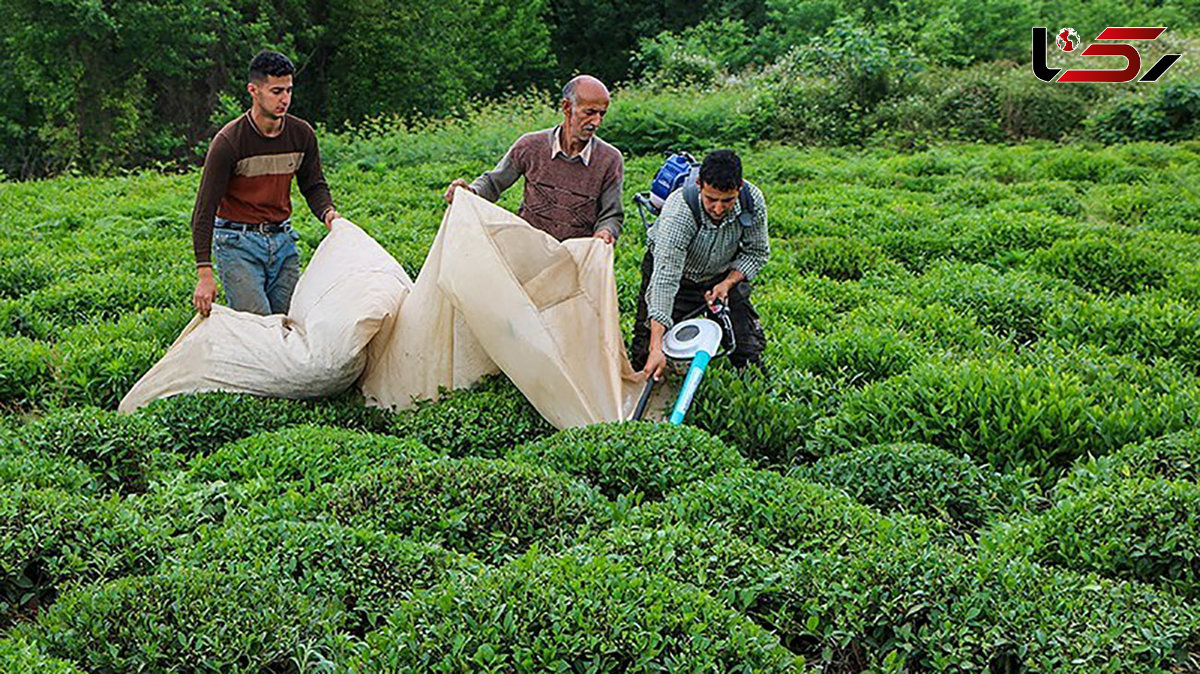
[
  {"x1": 1029, "y1": 236, "x2": 1172, "y2": 295},
  {"x1": 1046, "y1": 292, "x2": 1200, "y2": 370},
  {"x1": 771, "y1": 236, "x2": 896, "y2": 281},
  {"x1": 821, "y1": 353, "x2": 1200, "y2": 483},
  {"x1": 24, "y1": 271, "x2": 187, "y2": 328},
  {"x1": 1062, "y1": 429, "x2": 1200, "y2": 496},
  {"x1": 0, "y1": 259, "x2": 56, "y2": 301},
  {"x1": 640, "y1": 469, "x2": 940, "y2": 555},
  {"x1": 21, "y1": 569, "x2": 343, "y2": 673},
  {"x1": 579, "y1": 522, "x2": 784, "y2": 614},
  {"x1": 345, "y1": 552, "x2": 799, "y2": 672},
  {"x1": 586, "y1": 515, "x2": 1196, "y2": 671},
  {"x1": 932, "y1": 560, "x2": 1197, "y2": 672},
  {"x1": 792, "y1": 443, "x2": 1036, "y2": 529},
  {"x1": 188, "y1": 425, "x2": 434, "y2": 496},
  {"x1": 576, "y1": 521, "x2": 935, "y2": 668},
  {"x1": 0, "y1": 446, "x2": 97, "y2": 494},
  {"x1": 507, "y1": 421, "x2": 746, "y2": 501},
  {"x1": 0, "y1": 488, "x2": 169, "y2": 627},
  {"x1": 997, "y1": 478, "x2": 1200, "y2": 599},
  {"x1": 840, "y1": 298, "x2": 1003, "y2": 356},
  {"x1": 0, "y1": 337, "x2": 51, "y2": 408},
  {"x1": 21, "y1": 407, "x2": 178, "y2": 493},
  {"x1": 51, "y1": 336, "x2": 165, "y2": 409},
  {"x1": 326, "y1": 458, "x2": 611, "y2": 563},
  {"x1": 947, "y1": 210, "x2": 1080, "y2": 265},
  {"x1": 386, "y1": 376, "x2": 554, "y2": 458},
  {"x1": 782, "y1": 324, "x2": 923, "y2": 386},
  {"x1": 179, "y1": 519, "x2": 482, "y2": 633},
  {"x1": 141, "y1": 390, "x2": 391, "y2": 456},
  {"x1": 913, "y1": 262, "x2": 1080, "y2": 344},
  {"x1": 688, "y1": 365, "x2": 835, "y2": 467},
  {"x1": 0, "y1": 636, "x2": 83, "y2": 674}
]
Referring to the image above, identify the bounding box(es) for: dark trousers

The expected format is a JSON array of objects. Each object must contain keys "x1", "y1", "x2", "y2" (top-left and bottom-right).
[{"x1": 631, "y1": 250, "x2": 766, "y2": 370}]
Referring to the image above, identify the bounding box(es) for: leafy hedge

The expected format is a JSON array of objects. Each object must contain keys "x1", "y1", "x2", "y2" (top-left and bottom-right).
[
  {"x1": 819, "y1": 352, "x2": 1199, "y2": 483},
  {"x1": 792, "y1": 443, "x2": 1036, "y2": 530},
  {"x1": 0, "y1": 258, "x2": 55, "y2": 301},
  {"x1": 52, "y1": 334, "x2": 165, "y2": 409},
  {"x1": 23, "y1": 272, "x2": 187, "y2": 328},
  {"x1": 1090, "y1": 83, "x2": 1200, "y2": 144},
  {"x1": 21, "y1": 406, "x2": 178, "y2": 493},
  {"x1": 0, "y1": 636, "x2": 83, "y2": 674},
  {"x1": 385, "y1": 376, "x2": 554, "y2": 459},
  {"x1": 0, "y1": 337, "x2": 51, "y2": 408},
  {"x1": 343, "y1": 552, "x2": 799, "y2": 672},
  {"x1": 782, "y1": 324, "x2": 923, "y2": 386},
  {"x1": 0, "y1": 434, "x2": 97, "y2": 494},
  {"x1": 0, "y1": 301, "x2": 53, "y2": 341},
  {"x1": 20, "y1": 570, "x2": 343, "y2": 673},
  {"x1": 770, "y1": 236, "x2": 896, "y2": 281},
  {"x1": 188, "y1": 424, "x2": 434, "y2": 496},
  {"x1": 1046, "y1": 292, "x2": 1200, "y2": 370},
  {"x1": 141, "y1": 390, "x2": 391, "y2": 456},
  {"x1": 995, "y1": 477, "x2": 1200, "y2": 599},
  {"x1": 945, "y1": 210, "x2": 1080, "y2": 264},
  {"x1": 687, "y1": 366, "x2": 834, "y2": 467},
  {"x1": 839, "y1": 297, "x2": 1002, "y2": 355},
  {"x1": 576, "y1": 521, "x2": 859, "y2": 666},
  {"x1": 586, "y1": 517, "x2": 1197, "y2": 671},
  {"x1": 1029, "y1": 236, "x2": 1172, "y2": 295},
  {"x1": 507, "y1": 421, "x2": 746, "y2": 501},
  {"x1": 1062, "y1": 429, "x2": 1200, "y2": 495},
  {"x1": 912, "y1": 262, "x2": 1079, "y2": 344},
  {"x1": 788, "y1": 544, "x2": 1199, "y2": 672},
  {"x1": 638, "y1": 468, "x2": 940, "y2": 555},
  {"x1": 325, "y1": 458, "x2": 611, "y2": 563},
  {"x1": 0, "y1": 488, "x2": 169, "y2": 627},
  {"x1": 179, "y1": 519, "x2": 481, "y2": 633}
]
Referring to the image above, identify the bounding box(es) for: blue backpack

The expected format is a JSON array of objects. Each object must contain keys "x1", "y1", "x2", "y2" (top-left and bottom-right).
[{"x1": 634, "y1": 152, "x2": 756, "y2": 228}]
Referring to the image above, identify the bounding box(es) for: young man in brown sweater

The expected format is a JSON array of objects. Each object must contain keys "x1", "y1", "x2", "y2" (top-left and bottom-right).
[
  {"x1": 443, "y1": 75, "x2": 624, "y2": 244},
  {"x1": 190, "y1": 50, "x2": 341, "y2": 317}
]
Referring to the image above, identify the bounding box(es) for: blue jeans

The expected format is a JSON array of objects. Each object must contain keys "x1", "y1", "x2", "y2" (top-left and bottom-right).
[{"x1": 211, "y1": 218, "x2": 301, "y2": 315}]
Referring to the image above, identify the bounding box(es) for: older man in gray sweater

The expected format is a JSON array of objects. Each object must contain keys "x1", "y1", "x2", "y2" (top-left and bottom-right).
[{"x1": 444, "y1": 75, "x2": 624, "y2": 244}]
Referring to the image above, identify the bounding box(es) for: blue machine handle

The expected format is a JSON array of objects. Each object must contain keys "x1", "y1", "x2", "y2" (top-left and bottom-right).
[{"x1": 668, "y1": 350, "x2": 712, "y2": 425}]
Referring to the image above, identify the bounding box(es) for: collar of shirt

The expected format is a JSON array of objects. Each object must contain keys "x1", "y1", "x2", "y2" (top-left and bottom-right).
[
  {"x1": 246, "y1": 109, "x2": 287, "y2": 138},
  {"x1": 551, "y1": 125, "x2": 594, "y2": 166}
]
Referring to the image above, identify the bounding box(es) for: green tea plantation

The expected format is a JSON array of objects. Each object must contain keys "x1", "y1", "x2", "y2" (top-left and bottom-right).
[{"x1": 1, "y1": 111, "x2": 1198, "y2": 671}]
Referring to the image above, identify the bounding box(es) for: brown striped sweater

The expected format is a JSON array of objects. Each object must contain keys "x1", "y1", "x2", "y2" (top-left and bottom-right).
[{"x1": 190, "y1": 111, "x2": 335, "y2": 266}]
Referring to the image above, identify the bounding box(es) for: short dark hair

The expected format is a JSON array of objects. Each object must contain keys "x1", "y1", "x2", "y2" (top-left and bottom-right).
[
  {"x1": 249, "y1": 51, "x2": 295, "y2": 83},
  {"x1": 699, "y1": 150, "x2": 743, "y2": 191}
]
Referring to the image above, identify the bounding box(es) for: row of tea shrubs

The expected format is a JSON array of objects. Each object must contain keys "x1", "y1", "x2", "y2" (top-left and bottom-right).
[{"x1": 1, "y1": 393, "x2": 1196, "y2": 671}]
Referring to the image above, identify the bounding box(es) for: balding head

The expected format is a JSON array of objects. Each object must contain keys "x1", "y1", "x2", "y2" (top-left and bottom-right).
[
  {"x1": 560, "y1": 74, "x2": 610, "y2": 150},
  {"x1": 562, "y1": 75, "x2": 610, "y2": 106}
]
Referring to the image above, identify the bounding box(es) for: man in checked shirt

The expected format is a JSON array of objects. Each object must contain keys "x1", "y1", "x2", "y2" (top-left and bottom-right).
[{"x1": 632, "y1": 150, "x2": 770, "y2": 380}]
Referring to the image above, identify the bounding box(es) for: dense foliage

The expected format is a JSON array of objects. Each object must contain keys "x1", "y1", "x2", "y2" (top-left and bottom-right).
[{"x1": 2, "y1": 0, "x2": 1196, "y2": 177}]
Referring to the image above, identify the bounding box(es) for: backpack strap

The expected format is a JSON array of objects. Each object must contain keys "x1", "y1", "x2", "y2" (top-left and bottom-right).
[
  {"x1": 682, "y1": 170, "x2": 703, "y2": 226},
  {"x1": 684, "y1": 174, "x2": 758, "y2": 228},
  {"x1": 738, "y1": 181, "x2": 757, "y2": 228}
]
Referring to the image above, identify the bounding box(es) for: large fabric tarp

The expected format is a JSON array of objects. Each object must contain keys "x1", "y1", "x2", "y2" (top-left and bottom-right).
[{"x1": 120, "y1": 191, "x2": 650, "y2": 429}]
